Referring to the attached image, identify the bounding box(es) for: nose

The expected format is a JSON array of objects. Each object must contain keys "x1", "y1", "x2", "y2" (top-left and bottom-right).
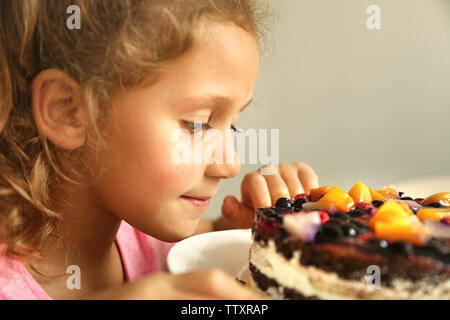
[{"x1": 204, "y1": 129, "x2": 241, "y2": 179}]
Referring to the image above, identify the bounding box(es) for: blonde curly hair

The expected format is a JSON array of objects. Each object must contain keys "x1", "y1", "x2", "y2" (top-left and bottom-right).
[{"x1": 0, "y1": 0, "x2": 275, "y2": 262}]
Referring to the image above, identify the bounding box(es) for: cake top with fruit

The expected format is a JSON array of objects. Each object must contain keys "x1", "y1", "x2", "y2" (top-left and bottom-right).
[{"x1": 253, "y1": 181, "x2": 449, "y2": 264}]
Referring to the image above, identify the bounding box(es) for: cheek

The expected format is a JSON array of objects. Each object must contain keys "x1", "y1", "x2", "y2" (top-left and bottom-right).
[
  {"x1": 105, "y1": 125, "x2": 199, "y2": 197},
  {"x1": 92, "y1": 115, "x2": 205, "y2": 217},
  {"x1": 141, "y1": 129, "x2": 204, "y2": 193}
]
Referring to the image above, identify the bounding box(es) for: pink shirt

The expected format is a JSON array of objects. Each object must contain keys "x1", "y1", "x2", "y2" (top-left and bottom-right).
[{"x1": 0, "y1": 220, "x2": 175, "y2": 300}]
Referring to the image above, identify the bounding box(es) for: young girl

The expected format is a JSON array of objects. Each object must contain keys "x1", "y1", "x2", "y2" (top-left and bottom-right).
[{"x1": 0, "y1": 0, "x2": 319, "y2": 299}]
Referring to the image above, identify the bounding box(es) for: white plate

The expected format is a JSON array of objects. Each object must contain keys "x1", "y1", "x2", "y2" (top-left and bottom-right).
[{"x1": 167, "y1": 229, "x2": 252, "y2": 279}]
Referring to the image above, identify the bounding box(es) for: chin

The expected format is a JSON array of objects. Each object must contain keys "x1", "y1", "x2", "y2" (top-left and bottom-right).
[
  {"x1": 159, "y1": 228, "x2": 197, "y2": 242},
  {"x1": 139, "y1": 220, "x2": 199, "y2": 243}
]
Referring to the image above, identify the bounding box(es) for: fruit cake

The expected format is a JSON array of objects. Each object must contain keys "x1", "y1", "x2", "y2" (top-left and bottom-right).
[{"x1": 248, "y1": 182, "x2": 450, "y2": 299}]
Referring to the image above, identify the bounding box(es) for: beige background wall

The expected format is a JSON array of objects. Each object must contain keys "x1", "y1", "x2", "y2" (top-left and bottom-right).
[{"x1": 203, "y1": 0, "x2": 450, "y2": 219}]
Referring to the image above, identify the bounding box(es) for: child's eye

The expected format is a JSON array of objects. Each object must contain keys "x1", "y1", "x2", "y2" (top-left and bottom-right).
[
  {"x1": 183, "y1": 121, "x2": 242, "y2": 134},
  {"x1": 183, "y1": 121, "x2": 212, "y2": 133},
  {"x1": 230, "y1": 124, "x2": 243, "y2": 134}
]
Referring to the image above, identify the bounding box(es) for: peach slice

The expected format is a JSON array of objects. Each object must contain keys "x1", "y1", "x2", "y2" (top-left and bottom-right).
[
  {"x1": 399, "y1": 203, "x2": 414, "y2": 216},
  {"x1": 309, "y1": 186, "x2": 330, "y2": 202},
  {"x1": 416, "y1": 208, "x2": 450, "y2": 222},
  {"x1": 317, "y1": 185, "x2": 355, "y2": 212},
  {"x1": 368, "y1": 200, "x2": 412, "y2": 229},
  {"x1": 376, "y1": 187, "x2": 399, "y2": 199},
  {"x1": 348, "y1": 181, "x2": 372, "y2": 204},
  {"x1": 369, "y1": 187, "x2": 387, "y2": 202},
  {"x1": 374, "y1": 221, "x2": 429, "y2": 246},
  {"x1": 421, "y1": 192, "x2": 450, "y2": 207}
]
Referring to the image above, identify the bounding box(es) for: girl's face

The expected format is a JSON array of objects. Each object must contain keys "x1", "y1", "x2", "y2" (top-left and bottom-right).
[{"x1": 91, "y1": 21, "x2": 260, "y2": 241}]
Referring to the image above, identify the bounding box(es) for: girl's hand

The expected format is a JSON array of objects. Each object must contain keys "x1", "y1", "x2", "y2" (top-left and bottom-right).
[
  {"x1": 88, "y1": 269, "x2": 264, "y2": 300},
  {"x1": 217, "y1": 162, "x2": 319, "y2": 230}
]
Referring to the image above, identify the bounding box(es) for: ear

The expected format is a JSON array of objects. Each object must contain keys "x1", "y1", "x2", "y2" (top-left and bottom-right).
[{"x1": 31, "y1": 68, "x2": 87, "y2": 150}]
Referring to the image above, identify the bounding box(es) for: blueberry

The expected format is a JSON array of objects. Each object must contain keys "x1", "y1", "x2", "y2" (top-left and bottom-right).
[
  {"x1": 389, "y1": 241, "x2": 414, "y2": 256},
  {"x1": 332, "y1": 212, "x2": 350, "y2": 221},
  {"x1": 264, "y1": 208, "x2": 280, "y2": 220},
  {"x1": 262, "y1": 208, "x2": 276, "y2": 216},
  {"x1": 293, "y1": 197, "x2": 307, "y2": 211},
  {"x1": 275, "y1": 197, "x2": 292, "y2": 209},
  {"x1": 372, "y1": 200, "x2": 384, "y2": 208},
  {"x1": 369, "y1": 238, "x2": 389, "y2": 250},
  {"x1": 257, "y1": 208, "x2": 281, "y2": 222},
  {"x1": 349, "y1": 220, "x2": 369, "y2": 230},
  {"x1": 342, "y1": 225, "x2": 357, "y2": 237},
  {"x1": 422, "y1": 238, "x2": 448, "y2": 256},
  {"x1": 443, "y1": 253, "x2": 450, "y2": 264},
  {"x1": 350, "y1": 209, "x2": 368, "y2": 217},
  {"x1": 314, "y1": 232, "x2": 328, "y2": 243},
  {"x1": 427, "y1": 202, "x2": 443, "y2": 208},
  {"x1": 256, "y1": 208, "x2": 265, "y2": 218},
  {"x1": 326, "y1": 218, "x2": 345, "y2": 226},
  {"x1": 347, "y1": 222, "x2": 367, "y2": 235},
  {"x1": 320, "y1": 224, "x2": 344, "y2": 239},
  {"x1": 378, "y1": 239, "x2": 389, "y2": 249},
  {"x1": 314, "y1": 223, "x2": 345, "y2": 243}
]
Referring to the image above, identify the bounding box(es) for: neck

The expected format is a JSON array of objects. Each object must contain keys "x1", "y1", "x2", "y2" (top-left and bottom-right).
[
  {"x1": 26, "y1": 179, "x2": 124, "y2": 298},
  {"x1": 54, "y1": 183, "x2": 122, "y2": 260}
]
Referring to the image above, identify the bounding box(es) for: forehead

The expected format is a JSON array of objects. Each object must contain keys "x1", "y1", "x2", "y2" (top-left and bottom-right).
[{"x1": 155, "y1": 21, "x2": 260, "y2": 103}]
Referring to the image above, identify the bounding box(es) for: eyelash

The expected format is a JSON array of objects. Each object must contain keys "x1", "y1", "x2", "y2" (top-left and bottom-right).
[{"x1": 183, "y1": 121, "x2": 242, "y2": 134}]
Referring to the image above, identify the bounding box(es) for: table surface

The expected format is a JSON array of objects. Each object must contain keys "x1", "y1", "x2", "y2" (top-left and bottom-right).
[{"x1": 394, "y1": 175, "x2": 450, "y2": 198}]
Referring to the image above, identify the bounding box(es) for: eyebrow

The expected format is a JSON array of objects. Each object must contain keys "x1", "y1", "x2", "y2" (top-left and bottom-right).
[{"x1": 183, "y1": 95, "x2": 253, "y2": 113}]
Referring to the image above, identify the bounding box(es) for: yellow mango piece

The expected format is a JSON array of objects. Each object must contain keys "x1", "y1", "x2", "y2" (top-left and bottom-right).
[
  {"x1": 421, "y1": 192, "x2": 450, "y2": 207},
  {"x1": 376, "y1": 187, "x2": 399, "y2": 199},
  {"x1": 310, "y1": 186, "x2": 330, "y2": 202},
  {"x1": 374, "y1": 222, "x2": 429, "y2": 246},
  {"x1": 416, "y1": 208, "x2": 450, "y2": 222},
  {"x1": 399, "y1": 203, "x2": 414, "y2": 216},
  {"x1": 348, "y1": 181, "x2": 372, "y2": 204},
  {"x1": 369, "y1": 187, "x2": 387, "y2": 202},
  {"x1": 368, "y1": 200, "x2": 412, "y2": 229},
  {"x1": 318, "y1": 185, "x2": 355, "y2": 212}
]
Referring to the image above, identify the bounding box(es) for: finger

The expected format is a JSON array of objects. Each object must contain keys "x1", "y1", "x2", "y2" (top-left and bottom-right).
[
  {"x1": 241, "y1": 173, "x2": 272, "y2": 209},
  {"x1": 279, "y1": 164, "x2": 304, "y2": 198},
  {"x1": 146, "y1": 273, "x2": 220, "y2": 300},
  {"x1": 174, "y1": 269, "x2": 263, "y2": 300},
  {"x1": 222, "y1": 195, "x2": 254, "y2": 227},
  {"x1": 170, "y1": 289, "x2": 219, "y2": 300},
  {"x1": 262, "y1": 173, "x2": 291, "y2": 204},
  {"x1": 295, "y1": 163, "x2": 319, "y2": 193}
]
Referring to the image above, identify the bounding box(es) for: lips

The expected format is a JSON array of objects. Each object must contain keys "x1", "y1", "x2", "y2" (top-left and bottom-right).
[
  {"x1": 182, "y1": 195, "x2": 212, "y2": 201},
  {"x1": 180, "y1": 195, "x2": 211, "y2": 210}
]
